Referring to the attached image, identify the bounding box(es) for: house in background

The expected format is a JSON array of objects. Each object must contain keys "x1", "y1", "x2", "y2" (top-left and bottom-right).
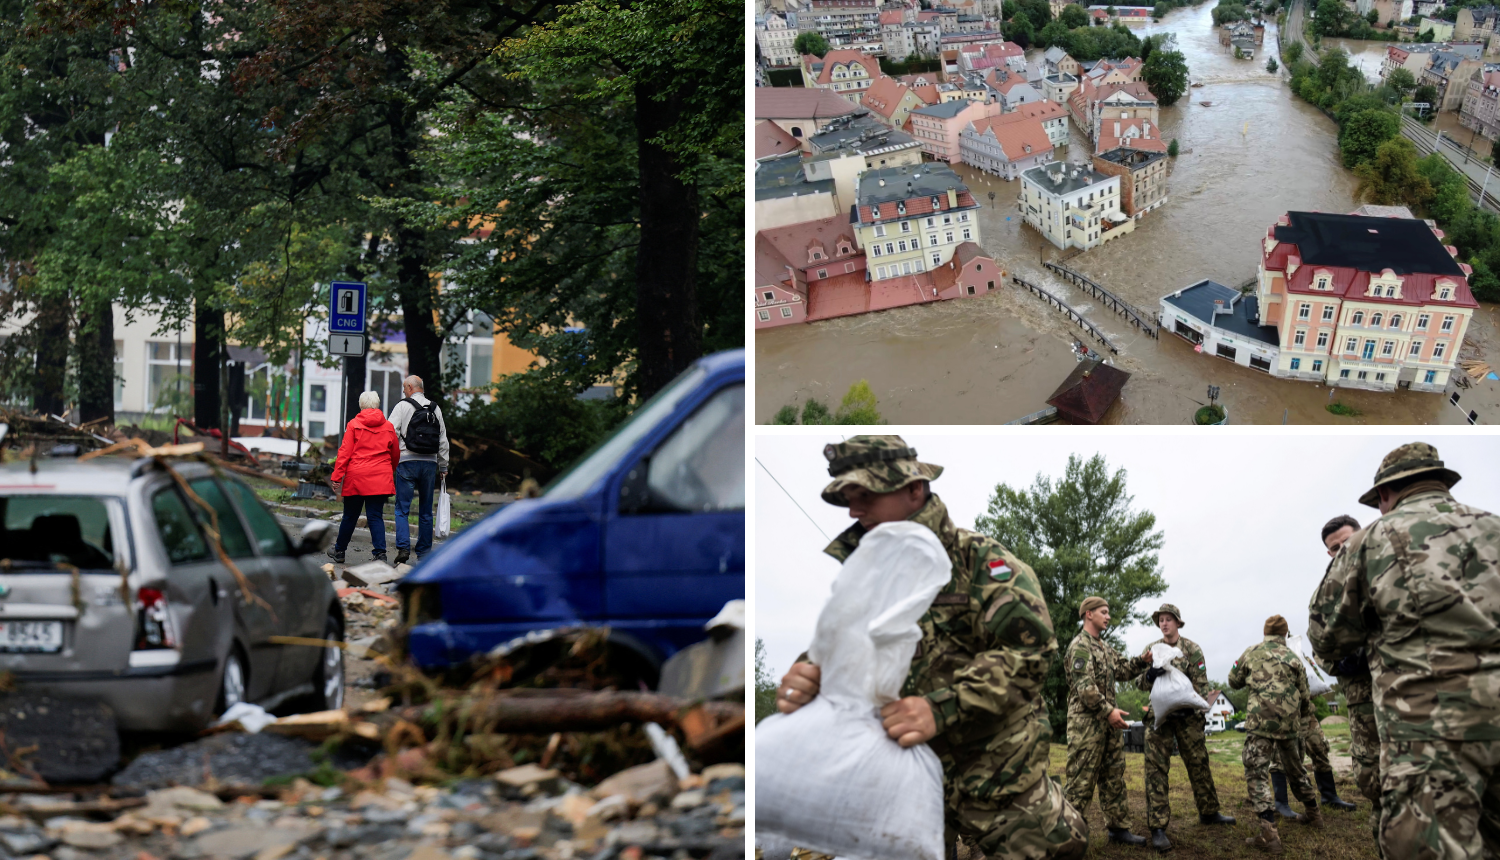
[
  {"x1": 1093, "y1": 145, "x2": 1170, "y2": 218},
  {"x1": 961, "y1": 113, "x2": 1055, "y2": 179},
  {"x1": 909, "y1": 98, "x2": 1004, "y2": 162},
  {"x1": 800, "y1": 49, "x2": 882, "y2": 103},
  {"x1": 1018, "y1": 161, "x2": 1134, "y2": 250}
]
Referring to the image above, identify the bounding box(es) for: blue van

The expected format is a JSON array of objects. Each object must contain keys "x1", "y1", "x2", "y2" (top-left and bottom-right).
[{"x1": 399, "y1": 349, "x2": 745, "y2": 676}]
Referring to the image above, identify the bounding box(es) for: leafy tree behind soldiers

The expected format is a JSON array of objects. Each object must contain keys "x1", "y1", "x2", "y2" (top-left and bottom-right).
[
  {"x1": 1135, "y1": 603, "x2": 1235, "y2": 852},
  {"x1": 778, "y1": 437, "x2": 1087, "y2": 860},
  {"x1": 1309, "y1": 442, "x2": 1500, "y2": 859},
  {"x1": 1063, "y1": 596, "x2": 1152, "y2": 847},
  {"x1": 1230, "y1": 615, "x2": 1324, "y2": 854}
]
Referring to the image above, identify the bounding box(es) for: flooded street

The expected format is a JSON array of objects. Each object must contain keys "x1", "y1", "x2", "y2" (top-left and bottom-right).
[{"x1": 755, "y1": 3, "x2": 1500, "y2": 423}]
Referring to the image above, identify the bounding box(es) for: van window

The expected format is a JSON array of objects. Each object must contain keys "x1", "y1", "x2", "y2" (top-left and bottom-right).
[
  {"x1": 0, "y1": 495, "x2": 116, "y2": 569},
  {"x1": 628, "y1": 383, "x2": 745, "y2": 513}
]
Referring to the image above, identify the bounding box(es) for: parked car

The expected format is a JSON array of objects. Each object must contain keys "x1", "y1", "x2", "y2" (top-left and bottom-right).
[
  {"x1": 0, "y1": 456, "x2": 342, "y2": 732},
  {"x1": 400, "y1": 349, "x2": 745, "y2": 679}
]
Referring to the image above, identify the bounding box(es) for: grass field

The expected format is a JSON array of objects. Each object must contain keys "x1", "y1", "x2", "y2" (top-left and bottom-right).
[{"x1": 1050, "y1": 721, "x2": 1380, "y2": 859}]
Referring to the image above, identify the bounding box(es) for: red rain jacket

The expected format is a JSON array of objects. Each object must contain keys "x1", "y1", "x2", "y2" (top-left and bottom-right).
[{"x1": 330, "y1": 408, "x2": 400, "y2": 497}]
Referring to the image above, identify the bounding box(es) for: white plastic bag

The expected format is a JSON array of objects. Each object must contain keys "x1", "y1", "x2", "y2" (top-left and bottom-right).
[
  {"x1": 1148, "y1": 643, "x2": 1210, "y2": 728},
  {"x1": 436, "y1": 477, "x2": 452, "y2": 539},
  {"x1": 1287, "y1": 633, "x2": 1333, "y2": 697},
  {"x1": 755, "y1": 522, "x2": 951, "y2": 860}
]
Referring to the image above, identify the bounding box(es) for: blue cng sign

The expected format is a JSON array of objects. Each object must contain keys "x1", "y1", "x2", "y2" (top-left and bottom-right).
[{"x1": 330, "y1": 281, "x2": 366, "y2": 333}]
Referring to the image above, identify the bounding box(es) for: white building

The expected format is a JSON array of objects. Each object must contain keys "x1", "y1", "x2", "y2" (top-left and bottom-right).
[
  {"x1": 1017, "y1": 161, "x2": 1132, "y2": 250},
  {"x1": 1160, "y1": 280, "x2": 1282, "y2": 374},
  {"x1": 758, "y1": 13, "x2": 800, "y2": 67}
]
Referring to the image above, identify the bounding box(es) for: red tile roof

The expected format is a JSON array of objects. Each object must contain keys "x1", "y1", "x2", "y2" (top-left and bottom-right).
[
  {"x1": 970, "y1": 114, "x2": 1054, "y2": 160},
  {"x1": 862, "y1": 75, "x2": 917, "y2": 120},
  {"x1": 857, "y1": 188, "x2": 979, "y2": 222},
  {"x1": 880, "y1": 9, "x2": 905, "y2": 24},
  {"x1": 1262, "y1": 215, "x2": 1480, "y2": 308},
  {"x1": 758, "y1": 214, "x2": 862, "y2": 275},
  {"x1": 1013, "y1": 99, "x2": 1067, "y2": 121},
  {"x1": 988, "y1": 68, "x2": 1031, "y2": 95},
  {"x1": 754, "y1": 88, "x2": 861, "y2": 120},
  {"x1": 755, "y1": 121, "x2": 802, "y2": 158},
  {"x1": 1095, "y1": 116, "x2": 1164, "y2": 153},
  {"x1": 806, "y1": 49, "x2": 881, "y2": 85},
  {"x1": 910, "y1": 84, "x2": 942, "y2": 104}
]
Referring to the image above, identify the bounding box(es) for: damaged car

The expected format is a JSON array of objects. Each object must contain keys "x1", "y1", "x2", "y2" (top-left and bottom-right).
[
  {"x1": 0, "y1": 456, "x2": 343, "y2": 731},
  {"x1": 400, "y1": 349, "x2": 745, "y2": 680}
]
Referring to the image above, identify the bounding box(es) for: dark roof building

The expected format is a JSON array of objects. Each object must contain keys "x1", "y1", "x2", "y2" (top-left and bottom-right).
[{"x1": 1046, "y1": 359, "x2": 1131, "y2": 424}]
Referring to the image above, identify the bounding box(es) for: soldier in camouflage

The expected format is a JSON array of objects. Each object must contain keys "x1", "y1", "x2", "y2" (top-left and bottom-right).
[
  {"x1": 776, "y1": 436, "x2": 1087, "y2": 860},
  {"x1": 1229, "y1": 615, "x2": 1323, "y2": 854},
  {"x1": 1062, "y1": 596, "x2": 1153, "y2": 847},
  {"x1": 1134, "y1": 603, "x2": 1235, "y2": 852},
  {"x1": 1308, "y1": 442, "x2": 1500, "y2": 859}
]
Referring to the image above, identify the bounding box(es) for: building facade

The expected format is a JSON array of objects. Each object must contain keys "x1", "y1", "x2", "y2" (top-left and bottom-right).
[
  {"x1": 1018, "y1": 161, "x2": 1134, "y2": 249},
  {"x1": 800, "y1": 0, "x2": 882, "y2": 49},
  {"x1": 852, "y1": 164, "x2": 982, "y2": 280},
  {"x1": 1460, "y1": 66, "x2": 1500, "y2": 139},
  {"x1": 908, "y1": 98, "x2": 1004, "y2": 162},
  {"x1": 961, "y1": 113, "x2": 1055, "y2": 179},
  {"x1": 1093, "y1": 145, "x2": 1169, "y2": 217},
  {"x1": 1255, "y1": 210, "x2": 1479, "y2": 392},
  {"x1": 758, "y1": 14, "x2": 800, "y2": 67},
  {"x1": 800, "y1": 49, "x2": 882, "y2": 102},
  {"x1": 1161, "y1": 280, "x2": 1282, "y2": 373}
]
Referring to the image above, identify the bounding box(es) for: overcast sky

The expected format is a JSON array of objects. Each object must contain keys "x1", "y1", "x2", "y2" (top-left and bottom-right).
[{"x1": 754, "y1": 431, "x2": 1500, "y2": 686}]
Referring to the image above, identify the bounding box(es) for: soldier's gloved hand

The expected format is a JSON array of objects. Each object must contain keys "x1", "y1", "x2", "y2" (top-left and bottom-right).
[
  {"x1": 1146, "y1": 666, "x2": 1166, "y2": 681},
  {"x1": 1107, "y1": 708, "x2": 1130, "y2": 730},
  {"x1": 777, "y1": 662, "x2": 821, "y2": 714},
  {"x1": 880, "y1": 696, "x2": 937, "y2": 747}
]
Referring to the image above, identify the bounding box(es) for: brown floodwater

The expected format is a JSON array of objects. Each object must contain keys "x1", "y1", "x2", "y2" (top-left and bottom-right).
[{"x1": 754, "y1": 2, "x2": 1500, "y2": 424}]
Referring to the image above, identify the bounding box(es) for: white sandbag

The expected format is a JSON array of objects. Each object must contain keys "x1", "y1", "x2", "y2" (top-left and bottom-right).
[
  {"x1": 1148, "y1": 642, "x2": 1211, "y2": 728},
  {"x1": 755, "y1": 521, "x2": 951, "y2": 860},
  {"x1": 435, "y1": 477, "x2": 452, "y2": 539},
  {"x1": 1287, "y1": 633, "x2": 1333, "y2": 697}
]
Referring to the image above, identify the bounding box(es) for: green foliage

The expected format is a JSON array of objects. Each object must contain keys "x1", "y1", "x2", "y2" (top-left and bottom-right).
[
  {"x1": 1213, "y1": 1, "x2": 1251, "y2": 24},
  {"x1": 1168, "y1": 138, "x2": 1180, "y2": 157},
  {"x1": 975, "y1": 453, "x2": 1168, "y2": 741},
  {"x1": 1326, "y1": 402, "x2": 1360, "y2": 416},
  {"x1": 794, "y1": 32, "x2": 830, "y2": 56},
  {"x1": 1413, "y1": 83, "x2": 1439, "y2": 107},
  {"x1": 1285, "y1": 40, "x2": 1304, "y2": 63},
  {"x1": 1194, "y1": 404, "x2": 1226, "y2": 424},
  {"x1": 1154, "y1": 2, "x2": 1172, "y2": 19},
  {"x1": 1313, "y1": 695, "x2": 1332, "y2": 721},
  {"x1": 777, "y1": 380, "x2": 885, "y2": 425},
  {"x1": 1419, "y1": 27, "x2": 1436, "y2": 41},
  {"x1": 1354, "y1": 137, "x2": 1433, "y2": 207},
  {"x1": 1220, "y1": 683, "x2": 1249, "y2": 713},
  {"x1": 1338, "y1": 109, "x2": 1401, "y2": 168},
  {"x1": 1315, "y1": 0, "x2": 1355, "y2": 35},
  {"x1": 755, "y1": 639, "x2": 779, "y2": 725},
  {"x1": 1004, "y1": 13, "x2": 1037, "y2": 47},
  {"x1": 1142, "y1": 48, "x2": 1190, "y2": 106},
  {"x1": 1019, "y1": 0, "x2": 1055, "y2": 29},
  {"x1": 447, "y1": 371, "x2": 625, "y2": 471},
  {"x1": 1267, "y1": 56, "x2": 1279, "y2": 73},
  {"x1": 802, "y1": 398, "x2": 833, "y2": 425},
  {"x1": 1366, "y1": 8, "x2": 1380, "y2": 24},
  {"x1": 1060, "y1": 3, "x2": 1092, "y2": 27},
  {"x1": 1115, "y1": 685, "x2": 1150, "y2": 720},
  {"x1": 771, "y1": 404, "x2": 799, "y2": 425},
  {"x1": 1038, "y1": 19, "x2": 1073, "y2": 48}
]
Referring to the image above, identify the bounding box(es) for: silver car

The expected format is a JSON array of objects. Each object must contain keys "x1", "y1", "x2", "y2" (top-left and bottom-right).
[{"x1": 0, "y1": 456, "x2": 343, "y2": 731}]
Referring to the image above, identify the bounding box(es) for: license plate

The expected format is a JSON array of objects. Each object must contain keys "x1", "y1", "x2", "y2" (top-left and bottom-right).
[{"x1": 0, "y1": 621, "x2": 64, "y2": 653}]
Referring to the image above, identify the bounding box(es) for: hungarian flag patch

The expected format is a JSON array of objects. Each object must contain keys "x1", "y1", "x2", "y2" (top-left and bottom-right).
[
  {"x1": 989, "y1": 559, "x2": 1013, "y2": 582},
  {"x1": 1197, "y1": 660, "x2": 1205, "y2": 670}
]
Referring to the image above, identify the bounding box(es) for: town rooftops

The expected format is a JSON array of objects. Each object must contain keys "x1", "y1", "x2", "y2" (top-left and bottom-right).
[
  {"x1": 757, "y1": 213, "x2": 862, "y2": 273},
  {"x1": 755, "y1": 154, "x2": 837, "y2": 201},
  {"x1": 911, "y1": 98, "x2": 977, "y2": 119},
  {"x1": 1023, "y1": 161, "x2": 1115, "y2": 197},
  {"x1": 1097, "y1": 145, "x2": 1167, "y2": 168},
  {"x1": 805, "y1": 49, "x2": 881, "y2": 85},
  {"x1": 1163, "y1": 280, "x2": 1280, "y2": 347},
  {"x1": 854, "y1": 164, "x2": 977, "y2": 220},
  {"x1": 756, "y1": 121, "x2": 802, "y2": 159},
  {"x1": 1273, "y1": 211, "x2": 1464, "y2": 276},
  {"x1": 971, "y1": 114, "x2": 1053, "y2": 160},
  {"x1": 808, "y1": 113, "x2": 919, "y2": 153},
  {"x1": 755, "y1": 88, "x2": 862, "y2": 121}
]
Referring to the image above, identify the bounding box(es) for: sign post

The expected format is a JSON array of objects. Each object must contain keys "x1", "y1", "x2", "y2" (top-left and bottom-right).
[{"x1": 329, "y1": 282, "x2": 368, "y2": 449}]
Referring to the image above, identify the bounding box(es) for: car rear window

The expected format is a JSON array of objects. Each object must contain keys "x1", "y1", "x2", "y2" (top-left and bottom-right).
[{"x1": 0, "y1": 495, "x2": 116, "y2": 570}]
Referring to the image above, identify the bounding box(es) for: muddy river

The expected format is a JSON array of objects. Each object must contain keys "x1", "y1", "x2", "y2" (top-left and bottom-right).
[{"x1": 754, "y1": 2, "x2": 1500, "y2": 424}]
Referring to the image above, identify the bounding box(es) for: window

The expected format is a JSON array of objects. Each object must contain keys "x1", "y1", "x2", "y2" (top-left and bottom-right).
[
  {"x1": 1377, "y1": 373, "x2": 1387, "y2": 382},
  {"x1": 309, "y1": 384, "x2": 327, "y2": 413},
  {"x1": 817, "y1": 269, "x2": 828, "y2": 279},
  {"x1": 1313, "y1": 360, "x2": 1323, "y2": 372},
  {"x1": 926, "y1": 217, "x2": 935, "y2": 227},
  {"x1": 1390, "y1": 314, "x2": 1402, "y2": 329},
  {"x1": 944, "y1": 231, "x2": 954, "y2": 243},
  {"x1": 930, "y1": 235, "x2": 939, "y2": 246},
  {"x1": 967, "y1": 285, "x2": 976, "y2": 295},
  {"x1": 1298, "y1": 303, "x2": 1311, "y2": 320},
  {"x1": 1345, "y1": 337, "x2": 1358, "y2": 352},
  {"x1": 1291, "y1": 357, "x2": 1302, "y2": 370},
  {"x1": 901, "y1": 221, "x2": 912, "y2": 233},
  {"x1": 932, "y1": 252, "x2": 942, "y2": 266},
  {"x1": 188, "y1": 478, "x2": 254, "y2": 559},
  {"x1": 962, "y1": 228, "x2": 972, "y2": 240},
  {"x1": 1322, "y1": 305, "x2": 1334, "y2": 321},
  {"x1": 811, "y1": 249, "x2": 824, "y2": 259},
  {"x1": 781, "y1": 307, "x2": 793, "y2": 318},
  {"x1": 885, "y1": 243, "x2": 894, "y2": 254},
  {"x1": 1434, "y1": 341, "x2": 1448, "y2": 359},
  {"x1": 1425, "y1": 369, "x2": 1437, "y2": 384},
  {"x1": 1352, "y1": 311, "x2": 1365, "y2": 326},
  {"x1": 152, "y1": 488, "x2": 209, "y2": 565},
  {"x1": 1362, "y1": 340, "x2": 1376, "y2": 360},
  {"x1": 1316, "y1": 331, "x2": 1329, "y2": 349},
  {"x1": 1371, "y1": 313, "x2": 1383, "y2": 327},
  {"x1": 1382, "y1": 341, "x2": 1394, "y2": 357},
  {"x1": 309, "y1": 420, "x2": 325, "y2": 439},
  {"x1": 1358, "y1": 371, "x2": 1368, "y2": 380},
  {"x1": 872, "y1": 245, "x2": 882, "y2": 257},
  {"x1": 763, "y1": 290, "x2": 774, "y2": 302},
  {"x1": 469, "y1": 342, "x2": 493, "y2": 388},
  {"x1": 1439, "y1": 287, "x2": 1451, "y2": 300},
  {"x1": 1, "y1": 495, "x2": 115, "y2": 568},
  {"x1": 898, "y1": 240, "x2": 908, "y2": 252},
  {"x1": 146, "y1": 340, "x2": 190, "y2": 414},
  {"x1": 1418, "y1": 313, "x2": 1430, "y2": 330},
  {"x1": 1441, "y1": 315, "x2": 1455, "y2": 332},
  {"x1": 224, "y1": 479, "x2": 292, "y2": 556},
  {"x1": 1294, "y1": 330, "x2": 1306, "y2": 347},
  {"x1": 758, "y1": 309, "x2": 770, "y2": 321},
  {"x1": 874, "y1": 225, "x2": 886, "y2": 237},
  {"x1": 1340, "y1": 369, "x2": 1351, "y2": 379}
]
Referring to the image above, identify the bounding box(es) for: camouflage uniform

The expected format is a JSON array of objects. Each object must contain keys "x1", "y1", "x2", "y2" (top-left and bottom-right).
[
  {"x1": 1136, "y1": 617, "x2": 1223, "y2": 829},
  {"x1": 1269, "y1": 711, "x2": 1332, "y2": 775},
  {"x1": 814, "y1": 437, "x2": 1089, "y2": 860},
  {"x1": 1062, "y1": 622, "x2": 1151, "y2": 830},
  {"x1": 1308, "y1": 442, "x2": 1500, "y2": 859},
  {"x1": 1228, "y1": 634, "x2": 1320, "y2": 816},
  {"x1": 1318, "y1": 650, "x2": 1382, "y2": 843}
]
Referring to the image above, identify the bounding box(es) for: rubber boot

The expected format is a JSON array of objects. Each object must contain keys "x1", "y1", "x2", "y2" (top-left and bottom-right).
[
  {"x1": 1150, "y1": 828, "x2": 1171, "y2": 852},
  {"x1": 1199, "y1": 812, "x2": 1236, "y2": 825},
  {"x1": 1271, "y1": 772, "x2": 1298, "y2": 819},
  {"x1": 1246, "y1": 812, "x2": 1283, "y2": 855},
  {"x1": 1108, "y1": 827, "x2": 1147, "y2": 846},
  {"x1": 1296, "y1": 801, "x2": 1323, "y2": 828},
  {"x1": 1316, "y1": 770, "x2": 1357, "y2": 811}
]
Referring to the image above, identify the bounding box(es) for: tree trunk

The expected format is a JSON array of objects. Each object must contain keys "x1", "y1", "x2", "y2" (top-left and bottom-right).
[
  {"x1": 194, "y1": 301, "x2": 223, "y2": 430},
  {"x1": 75, "y1": 294, "x2": 115, "y2": 425},
  {"x1": 341, "y1": 354, "x2": 366, "y2": 443},
  {"x1": 634, "y1": 78, "x2": 702, "y2": 400},
  {"x1": 32, "y1": 292, "x2": 69, "y2": 416},
  {"x1": 394, "y1": 227, "x2": 444, "y2": 403}
]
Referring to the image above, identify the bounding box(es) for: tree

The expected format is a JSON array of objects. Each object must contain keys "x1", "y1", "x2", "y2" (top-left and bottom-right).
[
  {"x1": 1168, "y1": 137, "x2": 1180, "y2": 156},
  {"x1": 1414, "y1": 83, "x2": 1439, "y2": 109},
  {"x1": 755, "y1": 639, "x2": 779, "y2": 724},
  {"x1": 1366, "y1": 8, "x2": 1380, "y2": 24},
  {"x1": 1039, "y1": 19, "x2": 1073, "y2": 48},
  {"x1": 1339, "y1": 109, "x2": 1402, "y2": 167},
  {"x1": 1315, "y1": 0, "x2": 1353, "y2": 35},
  {"x1": 794, "y1": 32, "x2": 830, "y2": 56},
  {"x1": 1419, "y1": 27, "x2": 1436, "y2": 41},
  {"x1": 774, "y1": 380, "x2": 885, "y2": 424},
  {"x1": 1354, "y1": 137, "x2": 1434, "y2": 206},
  {"x1": 1267, "y1": 56, "x2": 1279, "y2": 72},
  {"x1": 1153, "y1": 2, "x2": 1171, "y2": 19},
  {"x1": 1285, "y1": 40, "x2": 1304, "y2": 63},
  {"x1": 974, "y1": 454, "x2": 1168, "y2": 740},
  {"x1": 1386, "y1": 66, "x2": 1417, "y2": 99},
  {"x1": 1019, "y1": 0, "x2": 1054, "y2": 30},
  {"x1": 1004, "y1": 13, "x2": 1037, "y2": 47},
  {"x1": 1142, "y1": 48, "x2": 1190, "y2": 106},
  {"x1": 1060, "y1": 3, "x2": 1091, "y2": 27}
]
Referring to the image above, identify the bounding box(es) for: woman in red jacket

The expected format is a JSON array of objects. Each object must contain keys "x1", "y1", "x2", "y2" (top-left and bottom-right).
[{"x1": 328, "y1": 391, "x2": 402, "y2": 564}]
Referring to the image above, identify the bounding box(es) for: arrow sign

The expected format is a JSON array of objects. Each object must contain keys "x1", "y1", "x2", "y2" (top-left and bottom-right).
[{"x1": 329, "y1": 333, "x2": 366, "y2": 357}]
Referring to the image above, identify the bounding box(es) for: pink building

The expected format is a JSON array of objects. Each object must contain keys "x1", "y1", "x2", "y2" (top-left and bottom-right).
[
  {"x1": 908, "y1": 99, "x2": 1004, "y2": 162},
  {"x1": 754, "y1": 215, "x2": 865, "y2": 328}
]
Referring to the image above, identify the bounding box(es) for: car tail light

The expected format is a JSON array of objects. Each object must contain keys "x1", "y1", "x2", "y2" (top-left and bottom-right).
[{"x1": 134, "y1": 587, "x2": 179, "y2": 650}]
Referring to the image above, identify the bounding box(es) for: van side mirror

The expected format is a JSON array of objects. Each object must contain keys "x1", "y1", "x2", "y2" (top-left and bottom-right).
[{"x1": 296, "y1": 520, "x2": 334, "y2": 555}]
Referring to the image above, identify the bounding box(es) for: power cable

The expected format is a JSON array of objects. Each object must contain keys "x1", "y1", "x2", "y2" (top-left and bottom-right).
[{"x1": 755, "y1": 456, "x2": 831, "y2": 541}]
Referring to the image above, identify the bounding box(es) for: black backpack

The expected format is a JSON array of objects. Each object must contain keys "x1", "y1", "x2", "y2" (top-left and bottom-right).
[{"x1": 400, "y1": 398, "x2": 443, "y2": 455}]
